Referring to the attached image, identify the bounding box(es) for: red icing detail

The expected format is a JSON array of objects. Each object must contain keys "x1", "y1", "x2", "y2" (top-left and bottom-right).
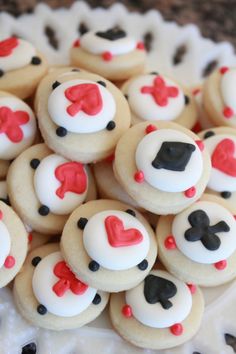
[
  {"x1": 0, "y1": 106, "x2": 30, "y2": 143},
  {"x1": 141, "y1": 76, "x2": 179, "y2": 107},
  {"x1": 234, "y1": 215, "x2": 236, "y2": 220},
  {"x1": 105, "y1": 215, "x2": 143, "y2": 247},
  {"x1": 4, "y1": 256, "x2": 15, "y2": 269},
  {"x1": 102, "y1": 51, "x2": 113, "y2": 61},
  {"x1": 214, "y1": 259, "x2": 227, "y2": 270},
  {"x1": 53, "y1": 261, "x2": 88, "y2": 297},
  {"x1": 184, "y1": 186, "x2": 196, "y2": 198},
  {"x1": 187, "y1": 283, "x2": 196, "y2": 294},
  {"x1": 223, "y1": 106, "x2": 234, "y2": 118},
  {"x1": 136, "y1": 41, "x2": 145, "y2": 50},
  {"x1": 192, "y1": 121, "x2": 202, "y2": 134},
  {"x1": 55, "y1": 162, "x2": 87, "y2": 199},
  {"x1": 134, "y1": 170, "x2": 144, "y2": 183},
  {"x1": 122, "y1": 305, "x2": 133, "y2": 318},
  {"x1": 145, "y1": 124, "x2": 157, "y2": 134},
  {"x1": 211, "y1": 138, "x2": 236, "y2": 177},
  {"x1": 65, "y1": 83, "x2": 103, "y2": 117},
  {"x1": 0, "y1": 37, "x2": 18, "y2": 57},
  {"x1": 105, "y1": 153, "x2": 115, "y2": 163},
  {"x1": 164, "y1": 235, "x2": 177, "y2": 250},
  {"x1": 220, "y1": 66, "x2": 229, "y2": 75},
  {"x1": 0, "y1": 210, "x2": 3, "y2": 220},
  {"x1": 192, "y1": 88, "x2": 201, "y2": 96},
  {"x1": 195, "y1": 139, "x2": 204, "y2": 151},
  {"x1": 28, "y1": 233, "x2": 33, "y2": 243},
  {"x1": 73, "y1": 39, "x2": 80, "y2": 48},
  {"x1": 170, "y1": 323, "x2": 183, "y2": 336}
]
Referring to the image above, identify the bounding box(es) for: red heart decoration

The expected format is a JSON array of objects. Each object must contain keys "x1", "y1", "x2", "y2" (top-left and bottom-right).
[
  {"x1": 211, "y1": 138, "x2": 236, "y2": 177},
  {"x1": 105, "y1": 215, "x2": 143, "y2": 248},
  {"x1": 0, "y1": 37, "x2": 18, "y2": 57},
  {"x1": 65, "y1": 83, "x2": 103, "y2": 117}
]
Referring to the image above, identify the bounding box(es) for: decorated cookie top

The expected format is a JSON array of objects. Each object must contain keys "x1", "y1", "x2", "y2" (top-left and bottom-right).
[
  {"x1": 82, "y1": 210, "x2": 150, "y2": 270},
  {"x1": 125, "y1": 270, "x2": 192, "y2": 329},
  {"x1": 0, "y1": 212, "x2": 11, "y2": 269},
  {"x1": 126, "y1": 74, "x2": 185, "y2": 121},
  {"x1": 48, "y1": 79, "x2": 116, "y2": 134},
  {"x1": 135, "y1": 128, "x2": 203, "y2": 192},
  {"x1": 0, "y1": 37, "x2": 37, "y2": 73},
  {"x1": 172, "y1": 201, "x2": 236, "y2": 264},
  {"x1": 33, "y1": 154, "x2": 88, "y2": 215},
  {"x1": 0, "y1": 95, "x2": 36, "y2": 160},
  {"x1": 220, "y1": 67, "x2": 236, "y2": 119},
  {"x1": 32, "y1": 251, "x2": 97, "y2": 317}
]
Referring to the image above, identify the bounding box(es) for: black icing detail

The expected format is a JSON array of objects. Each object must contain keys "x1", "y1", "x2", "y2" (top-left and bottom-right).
[
  {"x1": 38, "y1": 205, "x2": 50, "y2": 216},
  {"x1": 0, "y1": 69, "x2": 4, "y2": 77},
  {"x1": 125, "y1": 209, "x2": 136, "y2": 217},
  {"x1": 221, "y1": 191, "x2": 232, "y2": 199},
  {"x1": 31, "y1": 256, "x2": 42, "y2": 267},
  {"x1": 77, "y1": 217, "x2": 88, "y2": 230},
  {"x1": 203, "y1": 130, "x2": 215, "y2": 139},
  {"x1": 21, "y1": 342, "x2": 37, "y2": 354},
  {"x1": 30, "y1": 158, "x2": 40, "y2": 169},
  {"x1": 52, "y1": 81, "x2": 61, "y2": 90},
  {"x1": 106, "y1": 121, "x2": 116, "y2": 131},
  {"x1": 185, "y1": 209, "x2": 230, "y2": 251},
  {"x1": 184, "y1": 95, "x2": 190, "y2": 105},
  {"x1": 37, "y1": 304, "x2": 47, "y2": 315},
  {"x1": 92, "y1": 293, "x2": 101, "y2": 305},
  {"x1": 95, "y1": 28, "x2": 126, "y2": 41},
  {"x1": 88, "y1": 260, "x2": 100, "y2": 272},
  {"x1": 144, "y1": 274, "x2": 177, "y2": 309},
  {"x1": 225, "y1": 333, "x2": 236, "y2": 352},
  {"x1": 137, "y1": 259, "x2": 148, "y2": 270},
  {"x1": 151, "y1": 141, "x2": 196, "y2": 172},
  {"x1": 150, "y1": 71, "x2": 159, "y2": 75},
  {"x1": 97, "y1": 80, "x2": 106, "y2": 87},
  {"x1": 31, "y1": 56, "x2": 41, "y2": 65},
  {"x1": 56, "y1": 126, "x2": 67, "y2": 137}
]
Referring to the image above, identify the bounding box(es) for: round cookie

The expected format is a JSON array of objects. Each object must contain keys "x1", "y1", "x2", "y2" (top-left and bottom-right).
[
  {"x1": 0, "y1": 180, "x2": 9, "y2": 205},
  {"x1": 203, "y1": 66, "x2": 236, "y2": 128},
  {"x1": 121, "y1": 73, "x2": 197, "y2": 129},
  {"x1": 114, "y1": 121, "x2": 211, "y2": 214},
  {"x1": 7, "y1": 143, "x2": 94, "y2": 235},
  {"x1": 191, "y1": 86, "x2": 213, "y2": 132},
  {"x1": 13, "y1": 243, "x2": 109, "y2": 330},
  {"x1": 0, "y1": 159, "x2": 10, "y2": 180},
  {"x1": 35, "y1": 68, "x2": 131, "y2": 163},
  {"x1": 109, "y1": 269, "x2": 204, "y2": 350},
  {"x1": 70, "y1": 28, "x2": 146, "y2": 81},
  {"x1": 0, "y1": 201, "x2": 28, "y2": 287},
  {"x1": 157, "y1": 194, "x2": 236, "y2": 286},
  {"x1": 0, "y1": 37, "x2": 48, "y2": 99},
  {"x1": 61, "y1": 199, "x2": 157, "y2": 292}
]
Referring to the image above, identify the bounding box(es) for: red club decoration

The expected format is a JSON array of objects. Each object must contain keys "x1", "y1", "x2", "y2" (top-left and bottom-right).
[
  {"x1": 211, "y1": 138, "x2": 236, "y2": 177},
  {"x1": 141, "y1": 76, "x2": 179, "y2": 107},
  {"x1": 0, "y1": 37, "x2": 18, "y2": 57},
  {"x1": 105, "y1": 215, "x2": 143, "y2": 247},
  {"x1": 0, "y1": 106, "x2": 30, "y2": 143},
  {"x1": 53, "y1": 261, "x2": 88, "y2": 297},
  {"x1": 55, "y1": 161, "x2": 87, "y2": 199},
  {"x1": 65, "y1": 83, "x2": 103, "y2": 117}
]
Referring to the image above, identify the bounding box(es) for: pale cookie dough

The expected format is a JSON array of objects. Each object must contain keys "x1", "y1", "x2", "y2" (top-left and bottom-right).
[
  {"x1": 61, "y1": 199, "x2": 157, "y2": 292},
  {"x1": 114, "y1": 121, "x2": 211, "y2": 214},
  {"x1": 192, "y1": 86, "x2": 213, "y2": 132},
  {"x1": 157, "y1": 193, "x2": 236, "y2": 286},
  {"x1": 0, "y1": 201, "x2": 28, "y2": 287},
  {"x1": 0, "y1": 180, "x2": 9, "y2": 205},
  {"x1": 110, "y1": 269, "x2": 204, "y2": 350},
  {"x1": 0, "y1": 160, "x2": 10, "y2": 180},
  {"x1": 0, "y1": 37, "x2": 48, "y2": 99},
  {"x1": 7, "y1": 143, "x2": 94, "y2": 235},
  {"x1": 35, "y1": 68, "x2": 131, "y2": 163},
  {"x1": 13, "y1": 243, "x2": 109, "y2": 330},
  {"x1": 70, "y1": 28, "x2": 146, "y2": 81},
  {"x1": 121, "y1": 73, "x2": 197, "y2": 129}
]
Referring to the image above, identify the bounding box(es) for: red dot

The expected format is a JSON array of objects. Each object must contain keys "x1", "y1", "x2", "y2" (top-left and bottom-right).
[
  {"x1": 192, "y1": 121, "x2": 202, "y2": 134},
  {"x1": 105, "y1": 154, "x2": 115, "y2": 163},
  {"x1": 102, "y1": 51, "x2": 113, "y2": 61},
  {"x1": 233, "y1": 215, "x2": 236, "y2": 220},
  {"x1": 134, "y1": 170, "x2": 144, "y2": 183},
  {"x1": 73, "y1": 39, "x2": 80, "y2": 48},
  {"x1": 184, "y1": 186, "x2": 196, "y2": 198},
  {"x1": 164, "y1": 235, "x2": 177, "y2": 250},
  {"x1": 214, "y1": 259, "x2": 227, "y2": 270},
  {"x1": 223, "y1": 106, "x2": 234, "y2": 118},
  {"x1": 192, "y1": 88, "x2": 201, "y2": 96},
  {"x1": 187, "y1": 283, "x2": 196, "y2": 294},
  {"x1": 145, "y1": 124, "x2": 157, "y2": 134},
  {"x1": 219, "y1": 66, "x2": 229, "y2": 75},
  {"x1": 0, "y1": 210, "x2": 3, "y2": 220},
  {"x1": 28, "y1": 233, "x2": 33, "y2": 243},
  {"x1": 195, "y1": 140, "x2": 204, "y2": 151},
  {"x1": 136, "y1": 41, "x2": 145, "y2": 50},
  {"x1": 122, "y1": 304, "x2": 132, "y2": 318},
  {"x1": 4, "y1": 256, "x2": 15, "y2": 269},
  {"x1": 170, "y1": 323, "x2": 183, "y2": 336}
]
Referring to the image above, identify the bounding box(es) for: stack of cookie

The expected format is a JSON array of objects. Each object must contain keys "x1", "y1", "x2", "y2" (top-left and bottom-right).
[{"x1": 1, "y1": 28, "x2": 236, "y2": 351}]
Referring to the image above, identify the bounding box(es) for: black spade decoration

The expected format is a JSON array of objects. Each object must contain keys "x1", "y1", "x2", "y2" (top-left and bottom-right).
[
  {"x1": 151, "y1": 141, "x2": 196, "y2": 171},
  {"x1": 95, "y1": 28, "x2": 126, "y2": 41},
  {"x1": 185, "y1": 209, "x2": 230, "y2": 251},
  {"x1": 144, "y1": 274, "x2": 177, "y2": 309}
]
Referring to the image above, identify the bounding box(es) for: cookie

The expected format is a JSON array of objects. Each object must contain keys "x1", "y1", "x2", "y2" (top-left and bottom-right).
[
  {"x1": 121, "y1": 73, "x2": 197, "y2": 128},
  {"x1": 191, "y1": 86, "x2": 213, "y2": 132},
  {"x1": 0, "y1": 180, "x2": 9, "y2": 204},
  {"x1": 7, "y1": 143, "x2": 95, "y2": 235},
  {"x1": 109, "y1": 269, "x2": 204, "y2": 350},
  {"x1": 114, "y1": 121, "x2": 211, "y2": 214},
  {"x1": 61, "y1": 199, "x2": 157, "y2": 292},
  {"x1": 0, "y1": 201, "x2": 28, "y2": 287},
  {"x1": 35, "y1": 68, "x2": 131, "y2": 163},
  {"x1": 13, "y1": 243, "x2": 109, "y2": 330},
  {"x1": 157, "y1": 193, "x2": 236, "y2": 286},
  {"x1": 0, "y1": 159, "x2": 10, "y2": 180},
  {"x1": 0, "y1": 37, "x2": 48, "y2": 99},
  {"x1": 70, "y1": 28, "x2": 146, "y2": 81}
]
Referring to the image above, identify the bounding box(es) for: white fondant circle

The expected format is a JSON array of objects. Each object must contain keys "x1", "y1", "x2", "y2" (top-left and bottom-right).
[
  {"x1": 221, "y1": 69, "x2": 236, "y2": 113},
  {"x1": 0, "y1": 220, "x2": 11, "y2": 269}
]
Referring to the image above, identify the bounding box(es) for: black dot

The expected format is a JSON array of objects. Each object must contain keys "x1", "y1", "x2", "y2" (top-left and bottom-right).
[
  {"x1": 31, "y1": 56, "x2": 41, "y2": 65},
  {"x1": 38, "y1": 205, "x2": 50, "y2": 216},
  {"x1": 221, "y1": 191, "x2": 232, "y2": 199},
  {"x1": 125, "y1": 209, "x2": 136, "y2": 217},
  {"x1": 71, "y1": 68, "x2": 80, "y2": 72},
  {"x1": 97, "y1": 80, "x2": 106, "y2": 87},
  {"x1": 52, "y1": 81, "x2": 61, "y2": 90},
  {"x1": 184, "y1": 95, "x2": 190, "y2": 105},
  {"x1": 0, "y1": 69, "x2": 4, "y2": 77},
  {"x1": 137, "y1": 259, "x2": 148, "y2": 270},
  {"x1": 30, "y1": 158, "x2": 40, "y2": 169},
  {"x1": 203, "y1": 130, "x2": 215, "y2": 139},
  {"x1": 124, "y1": 94, "x2": 128, "y2": 100},
  {"x1": 150, "y1": 71, "x2": 159, "y2": 75},
  {"x1": 77, "y1": 217, "x2": 88, "y2": 230},
  {"x1": 92, "y1": 293, "x2": 101, "y2": 305},
  {"x1": 88, "y1": 260, "x2": 100, "y2": 272},
  {"x1": 56, "y1": 126, "x2": 67, "y2": 137},
  {"x1": 31, "y1": 256, "x2": 42, "y2": 267},
  {"x1": 22, "y1": 342, "x2": 37, "y2": 354},
  {"x1": 37, "y1": 304, "x2": 47, "y2": 315},
  {"x1": 106, "y1": 121, "x2": 116, "y2": 131}
]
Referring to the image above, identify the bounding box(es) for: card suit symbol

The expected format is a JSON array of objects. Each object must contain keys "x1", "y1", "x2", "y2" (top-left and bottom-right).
[
  {"x1": 0, "y1": 37, "x2": 18, "y2": 57},
  {"x1": 0, "y1": 106, "x2": 30, "y2": 143},
  {"x1": 211, "y1": 138, "x2": 236, "y2": 177},
  {"x1": 95, "y1": 28, "x2": 126, "y2": 41},
  {"x1": 141, "y1": 76, "x2": 179, "y2": 106}
]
